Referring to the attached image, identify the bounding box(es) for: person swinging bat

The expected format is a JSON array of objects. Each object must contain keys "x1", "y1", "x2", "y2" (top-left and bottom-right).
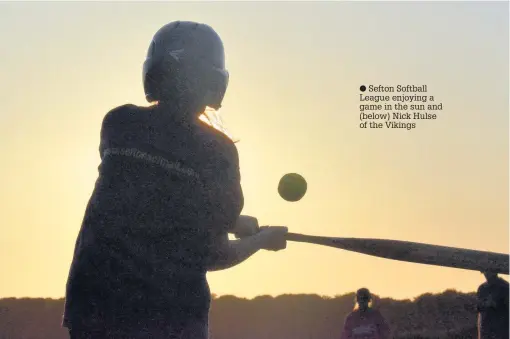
[
  {"x1": 62, "y1": 19, "x2": 508, "y2": 339},
  {"x1": 62, "y1": 21, "x2": 288, "y2": 339}
]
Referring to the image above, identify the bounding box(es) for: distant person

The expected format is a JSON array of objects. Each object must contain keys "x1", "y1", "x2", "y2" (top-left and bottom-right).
[
  {"x1": 476, "y1": 271, "x2": 509, "y2": 339},
  {"x1": 62, "y1": 21, "x2": 288, "y2": 339},
  {"x1": 341, "y1": 288, "x2": 391, "y2": 339}
]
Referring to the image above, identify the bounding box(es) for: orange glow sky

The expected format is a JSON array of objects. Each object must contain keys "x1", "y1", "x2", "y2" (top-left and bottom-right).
[{"x1": 0, "y1": 1, "x2": 508, "y2": 300}]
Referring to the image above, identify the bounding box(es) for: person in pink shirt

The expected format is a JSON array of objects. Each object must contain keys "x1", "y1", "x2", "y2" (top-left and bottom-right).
[{"x1": 341, "y1": 288, "x2": 391, "y2": 339}]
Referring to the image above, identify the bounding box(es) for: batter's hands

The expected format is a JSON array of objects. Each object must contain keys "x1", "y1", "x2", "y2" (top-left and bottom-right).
[
  {"x1": 257, "y1": 226, "x2": 288, "y2": 251},
  {"x1": 233, "y1": 215, "x2": 260, "y2": 238}
]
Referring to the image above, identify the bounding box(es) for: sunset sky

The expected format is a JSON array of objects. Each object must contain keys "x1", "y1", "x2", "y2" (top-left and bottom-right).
[{"x1": 0, "y1": 1, "x2": 508, "y2": 301}]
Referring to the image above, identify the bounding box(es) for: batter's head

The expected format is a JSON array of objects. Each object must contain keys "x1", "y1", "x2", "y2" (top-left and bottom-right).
[{"x1": 143, "y1": 21, "x2": 229, "y2": 114}]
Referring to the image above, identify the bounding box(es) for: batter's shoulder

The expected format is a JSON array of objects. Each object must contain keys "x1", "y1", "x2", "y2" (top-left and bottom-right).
[
  {"x1": 103, "y1": 104, "x2": 141, "y2": 125},
  {"x1": 197, "y1": 121, "x2": 239, "y2": 158}
]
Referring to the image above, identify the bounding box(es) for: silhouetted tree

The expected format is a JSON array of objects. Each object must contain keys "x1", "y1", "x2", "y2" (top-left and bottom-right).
[{"x1": 0, "y1": 291, "x2": 478, "y2": 339}]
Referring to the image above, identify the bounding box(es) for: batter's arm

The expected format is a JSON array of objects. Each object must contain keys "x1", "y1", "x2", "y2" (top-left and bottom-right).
[
  {"x1": 205, "y1": 232, "x2": 264, "y2": 271},
  {"x1": 206, "y1": 226, "x2": 287, "y2": 271}
]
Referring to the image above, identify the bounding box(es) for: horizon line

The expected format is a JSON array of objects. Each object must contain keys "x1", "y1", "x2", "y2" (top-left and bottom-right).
[{"x1": 0, "y1": 288, "x2": 477, "y2": 303}]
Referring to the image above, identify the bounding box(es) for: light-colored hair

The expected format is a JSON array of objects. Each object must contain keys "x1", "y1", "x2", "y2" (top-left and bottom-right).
[
  {"x1": 199, "y1": 107, "x2": 237, "y2": 142},
  {"x1": 152, "y1": 101, "x2": 237, "y2": 142}
]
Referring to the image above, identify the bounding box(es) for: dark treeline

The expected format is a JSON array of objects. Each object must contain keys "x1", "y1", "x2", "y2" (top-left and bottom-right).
[{"x1": 0, "y1": 290, "x2": 478, "y2": 339}]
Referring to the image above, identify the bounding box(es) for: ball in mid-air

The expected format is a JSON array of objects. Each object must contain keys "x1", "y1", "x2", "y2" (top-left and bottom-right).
[{"x1": 278, "y1": 173, "x2": 307, "y2": 202}]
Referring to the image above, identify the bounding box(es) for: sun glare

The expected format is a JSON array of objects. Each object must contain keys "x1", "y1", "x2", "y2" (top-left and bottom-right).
[{"x1": 200, "y1": 107, "x2": 235, "y2": 141}]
